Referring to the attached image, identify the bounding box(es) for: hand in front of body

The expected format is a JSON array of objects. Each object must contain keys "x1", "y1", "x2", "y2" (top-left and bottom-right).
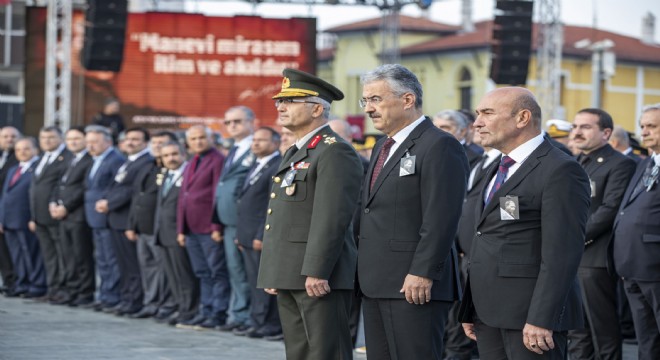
[
  {"x1": 462, "y1": 323, "x2": 477, "y2": 341},
  {"x1": 95, "y1": 199, "x2": 108, "y2": 214},
  {"x1": 211, "y1": 230, "x2": 223, "y2": 243},
  {"x1": 400, "y1": 274, "x2": 433, "y2": 304},
  {"x1": 523, "y1": 323, "x2": 554, "y2": 354},
  {"x1": 177, "y1": 233, "x2": 186, "y2": 247},
  {"x1": 305, "y1": 276, "x2": 331, "y2": 297}
]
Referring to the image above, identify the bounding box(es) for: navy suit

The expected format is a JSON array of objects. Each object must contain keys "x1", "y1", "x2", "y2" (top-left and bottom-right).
[
  {"x1": 0, "y1": 149, "x2": 18, "y2": 289},
  {"x1": 236, "y1": 154, "x2": 282, "y2": 333},
  {"x1": 613, "y1": 156, "x2": 660, "y2": 360},
  {"x1": 213, "y1": 146, "x2": 254, "y2": 326},
  {"x1": 105, "y1": 151, "x2": 153, "y2": 310},
  {"x1": 0, "y1": 162, "x2": 46, "y2": 296},
  {"x1": 84, "y1": 148, "x2": 125, "y2": 306}
]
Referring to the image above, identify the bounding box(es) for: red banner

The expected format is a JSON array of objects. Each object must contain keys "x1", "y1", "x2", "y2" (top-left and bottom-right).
[{"x1": 25, "y1": 9, "x2": 317, "y2": 133}]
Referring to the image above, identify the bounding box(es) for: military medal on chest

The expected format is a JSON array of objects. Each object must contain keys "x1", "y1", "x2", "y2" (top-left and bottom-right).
[{"x1": 282, "y1": 162, "x2": 297, "y2": 196}]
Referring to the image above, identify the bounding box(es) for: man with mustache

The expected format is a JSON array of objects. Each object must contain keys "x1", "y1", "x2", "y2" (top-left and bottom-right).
[{"x1": 567, "y1": 109, "x2": 636, "y2": 360}]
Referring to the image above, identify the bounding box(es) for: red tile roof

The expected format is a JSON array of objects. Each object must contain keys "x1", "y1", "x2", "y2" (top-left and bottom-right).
[
  {"x1": 324, "y1": 14, "x2": 460, "y2": 34},
  {"x1": 401, "y1": 20, "x2": 660, "y2": 65}
]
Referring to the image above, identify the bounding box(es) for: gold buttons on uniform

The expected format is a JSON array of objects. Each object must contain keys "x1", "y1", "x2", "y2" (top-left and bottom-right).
[
  {"x1": 267, "y1": 208, "x2": 272, "y2": 214},
  {"x1": 265, "y1": 224, "x2": 271, "y2": 230},
  {"x1": 270, "y1": 192, "x2": 276, "y2": 199},
  {"x1": 274, "y1": 177, "x2": 281, "y2": 183}
]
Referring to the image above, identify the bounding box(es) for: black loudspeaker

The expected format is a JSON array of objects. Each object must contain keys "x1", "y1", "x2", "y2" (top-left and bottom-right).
[
  {"x1": 489, "y1": 0, "x2": 533, "y2": 85},
  {"x1": 81, "y1": 0, "x2": 128, "y2": 72}
]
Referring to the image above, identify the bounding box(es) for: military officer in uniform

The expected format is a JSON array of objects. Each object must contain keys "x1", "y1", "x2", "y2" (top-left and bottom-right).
[{"x1": 257, "y1": 69, "x2": 362, "y2": 360}]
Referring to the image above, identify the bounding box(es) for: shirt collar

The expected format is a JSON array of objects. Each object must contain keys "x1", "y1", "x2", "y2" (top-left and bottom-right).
[
  {"x1": 256, "y1": 151, "x2": 280, "y2": 165},
  {"x1": 295, "y1": 124, "x2": 329, "y2": 149},
  {"x1": 74, "y1": 149, "x2": 88, "y2": 160},
  {"x1": 505, "y1": 133, "x2": 545, "y2": 164},
  {"x1": 44, "y1": 143, "x2": 66, "y2": 158},
  {"x1": 19, "y1": 156, "x2": 39, "y2": 172},
  {"x1": 169, "y1": 161, "x2": 188, "y2": 177},
  {"x1": 391, "y1": 115, "x2": 426, "y2": 144},
  {"x1": 94, "y1": 146, "x2": 114, "y2": 161},
  {"x1": 127, "y1": 147, "x2": 150, "y2": 162}
]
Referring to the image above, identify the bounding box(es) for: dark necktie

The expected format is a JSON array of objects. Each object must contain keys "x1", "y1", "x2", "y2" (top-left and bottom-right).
[
  {"x1": 485, "y1": 155, "x2": 516, "y2": 205},
  {"x1": 579, "y1": 154, "x2": 591, "y2": 167},
  {"x1": 224, "y1": 146, "x2": 238, "y2": 170},
  {"x1": 281, "y1": 145, "x2": 298, "y2": 165},
  {"x1": 630, "y1": 159, "x2": 658, "y2": 200},
  {"x1": 9, "y1": 166, "x2": 22, "y2": 187},
  {"x1": 243, "y1": 161, "x2": 260, "y2": 189},
  {"x1": 162, "y1": 172, "x2": 175, "y2": 196},
  {"x1": 370, "y1": 138, "x2": 396, "y2": 192},
  {"x1": 190, "y1": 154, "x2": 200, "y2": 174}
]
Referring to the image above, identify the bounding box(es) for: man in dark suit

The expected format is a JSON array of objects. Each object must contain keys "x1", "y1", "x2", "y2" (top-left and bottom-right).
[
  {"x1": 356, "y1": 64, "x2": 468, "y2": 360},
  {"x1": 50, "y1": 127, "x2": 94, "y2": 306},
  {"x1": 446, "y1": 134, "x2": 500, "y2": 360},
  {"x1": 0, "y1": 126, "x2": 20, "y2": 295},
  {"x1": 176, "y1": 125, "x2": 230, "y2": 329},
  {"x1": 155, "y1": 141, "x2": 200, "y2": 326},
  {"x1": 29, "y1": 126, "x2": 72, "y2": 303},
  {"x1": 257, "y1": 68, "x2": 362, "y2": 359},
  {"x1": 612, "y1": 104, "x2": 660, "y2": 360},
  {"x1": 0, "y1": 138, "x2": 46, "y2": 298},
  {"x1": 434, "y1": 109, "x2": 483, "y2": 168},
  {"x1": 567, "y1": 109, "x2": 636, "y2": 360},
  {"x1": 84, "y1": 125, "x2": 125, "y2": 311},
  {"x1": 95, "y1": 127, "x2": 153, "y2": 316},
  {"x1": 125, "y1": 131, "x2": 178, "y2": 320},
  {"x1": 610, "y1": 125, "x2": 643, "y2": 164},
  {"x1": 458, "y1": 87, "x2": 590, "y2": 359},
  {"x1": 212, "y1": 106, "x2": 255, "y2": 332},
  {"x1": 234, "y1": 127, "x2": 282, "y2": 339}
]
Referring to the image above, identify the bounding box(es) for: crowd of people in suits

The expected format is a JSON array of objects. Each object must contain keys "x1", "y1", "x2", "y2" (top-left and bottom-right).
[{"x1": 1, "y1": 64, "x2": 660, "y2": 360}]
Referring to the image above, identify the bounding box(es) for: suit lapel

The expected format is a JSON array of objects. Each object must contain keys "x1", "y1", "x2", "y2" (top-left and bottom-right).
[
  {"x1": 366, "y1": 119, "x2": 431, "y2": 205},
  {"x1": 477, "y1": 140, "x2": 551, "y2": 227},
  {"x1": 625, "y1": 157, "x2": 652, "y2": 205}
]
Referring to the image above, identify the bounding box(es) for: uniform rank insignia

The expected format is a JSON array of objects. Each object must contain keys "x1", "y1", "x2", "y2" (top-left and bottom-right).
[
  {"x1": 308, "y1": 135, "x2": 321, "y2": 149},
  {"x1": 285, "y1": 184, "x2": 296, "y2": 196},
  {"x1": 294, "y1": 162, "x2": 310, "y2": 170},
  {"x1": 324, "y1": 136, "x2": 337, "y2": 145}
]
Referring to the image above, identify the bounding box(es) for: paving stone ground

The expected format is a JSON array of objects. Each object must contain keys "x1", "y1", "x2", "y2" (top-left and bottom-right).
[{"x1": 0, "y1": 295, "x2": 636, "y2": 359}]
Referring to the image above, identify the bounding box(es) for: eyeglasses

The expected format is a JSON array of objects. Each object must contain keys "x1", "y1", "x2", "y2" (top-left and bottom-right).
[
  {"x1": 223, "y1": 119, "x2": 243, "y2": 126},
  {"x1": 274, "y1": 98, "x2": 320, "y2": 108},
  {"x1": 359, "y1": 95, "x2": 398, "y2": 108}
]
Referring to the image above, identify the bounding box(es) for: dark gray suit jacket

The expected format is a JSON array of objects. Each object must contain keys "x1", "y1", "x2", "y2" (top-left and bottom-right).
[
  {"x1": 459, "y1": 139, "x2": 590, "y2": 331},
  {"x1": 53, "y1": 152, "x2": 93, "y2": 223},
  {"x1": 358, "y1": 118, "x2": 469, "y2": 301},
  {"x1": 577, "y1": 144, "x2": 635, "y2": 268},
  {"x1": 235, "y1": 154, "x2": 281, "y2": 249},
  {"x1": 613, "y1": 156, "x2": 660, "y2": 281},
  {"x1": 30, "y1": 149, "x2": 73, "y2": 226},
  {"x1": 155, "y1": 167, "x2": 185, "y2": 247}
]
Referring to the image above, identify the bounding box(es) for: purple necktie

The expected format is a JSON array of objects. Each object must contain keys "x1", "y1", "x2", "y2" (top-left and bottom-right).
[{"x1": 485, "y1": 155, "x2": 516, "y2": 205}]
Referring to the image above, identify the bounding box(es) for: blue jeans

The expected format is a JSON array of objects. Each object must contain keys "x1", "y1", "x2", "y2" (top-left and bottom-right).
[
  {"x1": 184, "y1": 233, "x2": 229, "y2": 320},
  {"x1": 223, "y1": 225, "x2": 251, "y2": 325}
]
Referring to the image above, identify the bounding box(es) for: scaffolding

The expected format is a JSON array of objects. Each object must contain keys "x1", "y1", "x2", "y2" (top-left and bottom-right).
[
  {"x1": 44, "y1": 0, "x2": 72, "y2": 129},
  {"x1": 535, "y1": 0, "x2": 563, "y2": 120}
]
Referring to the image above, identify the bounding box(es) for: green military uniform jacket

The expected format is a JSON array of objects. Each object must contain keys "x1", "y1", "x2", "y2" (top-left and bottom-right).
[{"x1": 257, "y1": 125, "x2": 362, "y2": 290}]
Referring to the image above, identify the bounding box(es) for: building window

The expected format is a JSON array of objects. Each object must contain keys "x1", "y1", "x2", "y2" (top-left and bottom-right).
[{"x1": 458, "y1": 67, "x2": 472, "y2": 110}]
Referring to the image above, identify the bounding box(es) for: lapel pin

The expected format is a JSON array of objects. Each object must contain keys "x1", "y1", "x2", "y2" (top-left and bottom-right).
[{"x1": 597, "y1": 157, "x2": 603, "y2": 163}]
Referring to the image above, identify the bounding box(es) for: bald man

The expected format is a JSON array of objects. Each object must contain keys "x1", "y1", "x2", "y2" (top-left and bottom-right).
[{"x1": 459, "y1": 87, "x2": 590, "y2": 360}]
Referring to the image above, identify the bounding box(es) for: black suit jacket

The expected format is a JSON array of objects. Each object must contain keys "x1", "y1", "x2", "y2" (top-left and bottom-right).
[
  {"x1": 459, "y1": 139, "x2": 590, "y2": 331},
  {"x1": 106, "y1": 152, "x2": 154, "y2": 230},
  {"x1": 30, "y1": 149, "x2": 73, "y2": 226},
  {"x1": 154, "y1": 167, "x2": 185, "y2": 247},
  {"x1": 577, "y1": 144, "x2": 636, "y2": 268},
  {"x1": 464, "y1": 142, "x2": 484, "y2": 169},
  {"x1": 236, "y1": 155, "x2": 281, "y2": 249},
  {"x1": 358, "y1": 118, "x2": 469, "y2": 301},
  {"x1": 53, "y1": 152, "x2": 93, "y2": 223},
  {"x1": 613, "y1": 157, "x2": 660, "y2": 281},
  {"x1": 127, "y1": 161, "x2": 161, "y2": 235},
  {"x1": 0, "y1": 150, "x2": 17, "y2": 197},
  {"x1": 457, "y1": 153, "x2": 497, "y2": 255},
  {"x1": 626, "y1": 151, "x2": 642, "y2": 164}
]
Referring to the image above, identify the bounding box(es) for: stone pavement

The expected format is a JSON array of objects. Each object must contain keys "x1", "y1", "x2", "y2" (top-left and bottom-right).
[{"x1": 0, "y1": 295, "x2": 638, "y2": 359}]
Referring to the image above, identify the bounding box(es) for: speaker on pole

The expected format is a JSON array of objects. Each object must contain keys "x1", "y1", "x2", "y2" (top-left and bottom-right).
[
  {"x1": 81, "y1": 0, "x2": 128, "y2": 72},
  {"x1": 489, "y1": 0, "x2": 533, "y2": 85}
]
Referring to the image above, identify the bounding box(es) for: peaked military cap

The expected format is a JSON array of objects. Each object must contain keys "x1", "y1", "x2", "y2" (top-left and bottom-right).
[{"x1": 272, "y1": 68, "x2": 344, "y2": 103}]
